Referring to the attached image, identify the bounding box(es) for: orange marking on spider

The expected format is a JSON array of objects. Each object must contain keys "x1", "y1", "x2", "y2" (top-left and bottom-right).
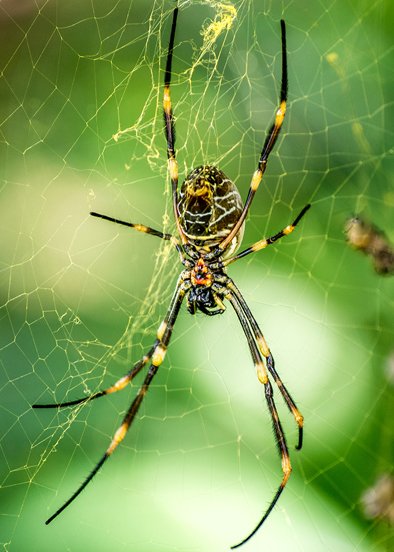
[{"x1": 190, "y1": 258, "x2": 213, "y2": 287}]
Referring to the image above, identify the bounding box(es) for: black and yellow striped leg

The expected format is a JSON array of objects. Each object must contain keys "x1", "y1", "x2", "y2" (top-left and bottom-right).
[
  {"x1": 44, "y1": 365, "x2": 162, "y2": 525},
  {"x1": 227, "y1": 291, "x2": 292, "y2": 549},
  {"x1": 219, "y1": 20, "x2": 288, "y2": 253},
  {"x1": 228, "y1": 281, "x2": 304, "y2": 450},
  {"x1": 266, "y1": 354, "x2": 303, "y2": 449},
  {"x1": 32, "y1": 345, "x2": 158, "y2": 409},
  {"x1": 224, "y1": 204, "x2": 311, "y2": 267},
  {"x1": 90, "y1": 211, "x2": 172, "y2": 240},
  {"x1": 41, "y1": 283, "x2": 186, "y2": 525},
  {"x1": 89, "y1": 212, "x2": 187, "y2": 263},
  {"x1": 231, "y1": 379, "x2": 291, "y2": 550},
  {"x1": 163, "y1": 6, "x2": 186, "y2": 243}
]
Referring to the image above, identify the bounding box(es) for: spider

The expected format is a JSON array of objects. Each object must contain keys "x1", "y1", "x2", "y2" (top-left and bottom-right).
[{"x1": 33, "y1": 5, "x2": 310, "y2": 549}]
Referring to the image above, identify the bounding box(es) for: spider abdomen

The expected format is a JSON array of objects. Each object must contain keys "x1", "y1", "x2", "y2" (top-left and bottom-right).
[{"x1": 178, "y1": 165, "x2": 244, "y2": 255}]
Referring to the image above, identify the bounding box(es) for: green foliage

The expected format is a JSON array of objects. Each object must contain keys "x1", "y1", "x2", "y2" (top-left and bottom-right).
[{"x1": 0, "y1": 1, "x2": 392, "y2": 551}]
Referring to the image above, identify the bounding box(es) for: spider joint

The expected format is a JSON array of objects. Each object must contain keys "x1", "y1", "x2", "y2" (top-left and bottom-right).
[
  {"x1": 156, "y1": 321, "x2": 167, "y2": 341},
  {"x1": 281, "y1": 454, "x2": 292, "y2": 479},
  {"x1": 251, "y1": 170, "x2": 262, "y2": 191},
  {"x1": 256, "y1": 362, "x2": 268, "y2": 384},
  {"x1": 152, "y1": 344, "x2": 167, "y2": 366},
  {"x1": 107, "y1": 422, "x2": 128, "y2": 455}
]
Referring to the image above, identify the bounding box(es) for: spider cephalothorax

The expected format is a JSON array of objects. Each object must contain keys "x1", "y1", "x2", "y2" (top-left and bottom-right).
[
  {"x1": 33, "y1": 5, "x2": 310, "y2": 549},
  {"x1": 189, "y1": 257, "x2": 213, "y2": 287},
  {"x1": 186, "y1": 256, "x2": 226, "y2": 315}
]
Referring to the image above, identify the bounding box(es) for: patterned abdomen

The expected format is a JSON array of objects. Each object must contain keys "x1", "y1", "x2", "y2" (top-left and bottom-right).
[{"x1": 177, "y1": 165, "x2": 244, "y2": 255}]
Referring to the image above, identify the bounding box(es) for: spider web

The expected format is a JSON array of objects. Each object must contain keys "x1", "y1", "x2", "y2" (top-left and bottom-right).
[{"x1": 0, "y1": 0, "x2": 393, "y2": 551}]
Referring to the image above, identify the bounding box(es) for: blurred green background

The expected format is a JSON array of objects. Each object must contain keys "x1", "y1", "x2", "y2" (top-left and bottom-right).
[{"x1": 0, "y1": 0, "x2": 393, "y2": 551}]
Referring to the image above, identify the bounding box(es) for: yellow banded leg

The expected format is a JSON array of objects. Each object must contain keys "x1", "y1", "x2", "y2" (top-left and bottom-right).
[
  {"x1": 32, "y1": 344, "x2": 157, "y2": 409},
  {"x1": 42, "y1": 282, "x2": 186, "y2": 526},
  {"x1": 90, "y1": 212, "x2": 172, "y2": 240},
  {"x1": 103, "y1": 285, "x2": 184, "y2": 477},
  {"x1": 223, "y1": 204, "x2": 311, "y2": 267},
  {"x1": 231, "y1": 380, "x2": 292, "y2": 549},
  {"x1": 162, "y1": 8, "x2": 187, "y2": 243},
  {"x1": 266, "y1": 353, "x2": 304, "y2": 449},
  {"x1": 228, "y1": 280, "x2": 304, "y2": 449}
]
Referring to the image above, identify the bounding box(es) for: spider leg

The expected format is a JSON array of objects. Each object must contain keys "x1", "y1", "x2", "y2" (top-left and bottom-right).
[
  {"x1": 226, "y1": 288, "x2": 292, "y2": 549},
  {"x1": 39, "y1": 282, "x2": 186, "y2": 525},
  {"x1": 229, "y1": 281, "x2": 304, "y2": 450},
  {"x1": 163, "y1": 6, "x2": 187, "y2": 244},
  {"x1": 90, "y1": 211, "x2": 172, "y2": 240},
  {"x1": 32, "y1": 344, "x2": 157, "y2": 409},
  {"x1": 89, "y1": 211, "x2": 187, "y2": 261},
  {"x1": 219, "y1": 20, "x2": 288, "y2": 253},
  {"x1": 223, "y1": 203, "x2": 310, "y2": 267}
]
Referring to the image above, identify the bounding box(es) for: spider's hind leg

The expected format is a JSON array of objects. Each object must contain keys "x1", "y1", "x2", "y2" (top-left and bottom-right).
[
  {"x1": 228, "y1": 281, "x2": 304, "y2": 450},
  {"x1": 31, "y1": 344, "x2": 157, "y2": 409},
  {"x1": 32, "y1": 277, "x2": 189, "y2": 410},
  {"x1": 38, "y1": 280, "x2": 187, "y2": 525},
  {"x1": 227, "y1": 288, "x2": 293, "y2": 549},
  {"x1": 267, "y1": 353, "x2": 303, "y2": 450}
]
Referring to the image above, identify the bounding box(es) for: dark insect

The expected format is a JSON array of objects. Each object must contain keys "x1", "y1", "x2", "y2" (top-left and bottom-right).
[
  {"x1": 346, "y1": 216, "x2": 394, "y2": 275},
  {"x1": 33, "y1": 5, "x2": 310, "y2": 548}
]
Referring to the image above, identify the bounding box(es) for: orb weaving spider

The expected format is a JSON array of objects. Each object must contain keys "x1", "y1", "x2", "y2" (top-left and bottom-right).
[{"x1": 33, "y1": 5, "x2": 310, "y2": 549}]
